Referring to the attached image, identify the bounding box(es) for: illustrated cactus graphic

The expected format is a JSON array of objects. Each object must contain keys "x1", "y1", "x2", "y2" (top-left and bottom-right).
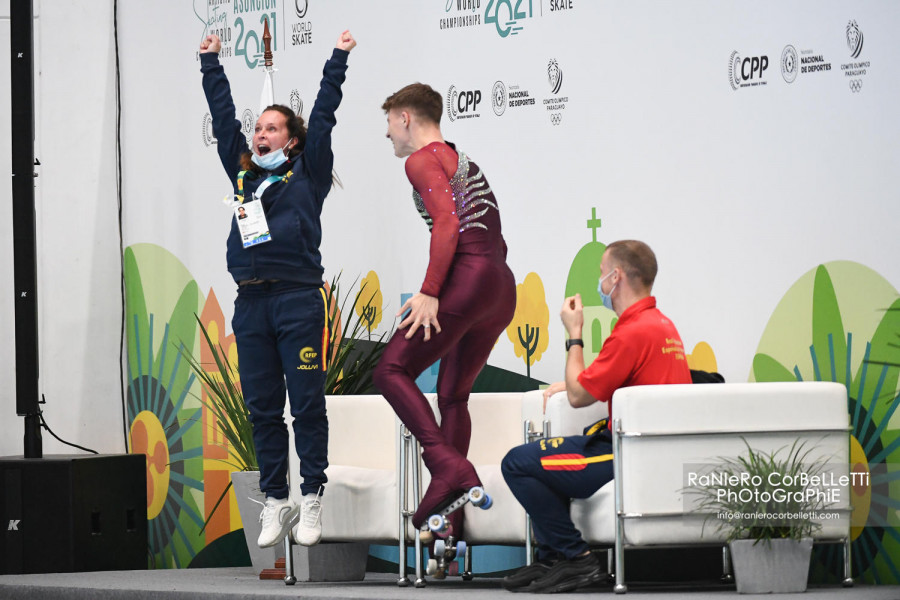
[
  {"x1": 506, "y1": 272, "x2": 550, "y2": 378},
  {"x1": 355, "y1": 270, "x2": 384, "y2": 336}
]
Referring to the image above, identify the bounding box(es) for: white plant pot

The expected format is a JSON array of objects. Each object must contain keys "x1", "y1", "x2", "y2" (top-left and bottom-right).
[
  {"x1": 729, "y1": 538, "x2": 813, "y2": 594},
  {"x1": 230, "y1": 470, "x2": 368, "y2": 581},
  {"x1": 230, "y1": 470, "x2": 284, "y2": 575}
]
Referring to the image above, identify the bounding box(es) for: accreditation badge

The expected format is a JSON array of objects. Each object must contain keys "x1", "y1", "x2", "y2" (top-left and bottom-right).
[{"x1": 235, "y1": 200, "x2": 271, "y2": 248}]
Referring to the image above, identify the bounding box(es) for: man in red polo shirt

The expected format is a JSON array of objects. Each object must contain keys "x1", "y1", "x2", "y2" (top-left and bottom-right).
[{"x1": 501, "y1": 240, "x2": 691, "y2": 593}]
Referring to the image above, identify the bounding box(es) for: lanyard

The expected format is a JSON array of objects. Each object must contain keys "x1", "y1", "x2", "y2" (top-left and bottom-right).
[{"x1": 236, "y1": 169, "x2": 294, "y2": 204}]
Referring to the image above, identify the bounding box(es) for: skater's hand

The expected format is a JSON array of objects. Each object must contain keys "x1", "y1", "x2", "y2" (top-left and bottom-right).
[
  {"x1": 336, "y1": 30, "x2": 357, "y2": 52},
  {"x1": 559, "y1": 294, "x2": 584, "y2": 339},
  {"x1": 398, "y1": 293, "x2": 441, "y2": 341},
  {"x1": 542, "y1": 381, "x2": 567, "y2": 412},
  {"x1": 200, "y1": 35, "x2": 221, "y2": 54}
]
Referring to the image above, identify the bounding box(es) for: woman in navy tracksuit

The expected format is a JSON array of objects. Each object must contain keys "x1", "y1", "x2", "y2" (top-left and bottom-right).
[{"x1": 199, "y1": 30, "x2": 355, "y2": 548}]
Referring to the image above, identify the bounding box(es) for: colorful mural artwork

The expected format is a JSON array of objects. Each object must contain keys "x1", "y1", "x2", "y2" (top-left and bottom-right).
[
  {"x1": 124, "y1": 244, "x2": 206, "y2": 567},
  {"x1": 357, "y1": 271, "x2": 384, "y2": 335},
  {"x1": 565, "y1": 208, "x2": 614, "y2": 363},
  {"x1": 752, "y1": 261, "x2": 900, "y2": 583},
  {"x1": 506, "y1": 273, "x2": 550, "y2": 379}
]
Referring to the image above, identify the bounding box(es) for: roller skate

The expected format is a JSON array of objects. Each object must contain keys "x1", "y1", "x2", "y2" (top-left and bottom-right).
[
  {"x1": 418, "y1": 485, "x2": 493, "y2": 545},
  {"x1": 426, "y1": 536, "x2": 468, "y2": 580}
]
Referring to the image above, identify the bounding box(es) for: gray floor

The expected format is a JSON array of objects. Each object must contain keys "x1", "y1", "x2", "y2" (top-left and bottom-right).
[{"x1": 0, "y1": 569, "x2": 898, "y2": 600}]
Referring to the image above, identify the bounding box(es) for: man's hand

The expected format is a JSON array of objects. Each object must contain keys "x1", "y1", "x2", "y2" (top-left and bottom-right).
[
  {"x1": 560, "y1": 294, "x2": 584, "y2": 338},
  {"x1": 398, "y1": 293, "x2": 441, "y2": 342},
  {"x1": 336, "y1": 30, "x2": 357, "y2": 52},
  {"x1": 542, "y1": 381, "x2": 567, "y2": 413},
  {"x1": 200, "y1": 35, "x2": 221, "y2": 54}
]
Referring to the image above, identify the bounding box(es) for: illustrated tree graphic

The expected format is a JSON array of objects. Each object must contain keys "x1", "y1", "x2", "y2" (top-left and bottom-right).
[
  {"x1": 506, "y1": 272, "x2": 550, "y2": 379},
  {"x1": 355, "y1": 270, "x2": 384, "y2": 338}
]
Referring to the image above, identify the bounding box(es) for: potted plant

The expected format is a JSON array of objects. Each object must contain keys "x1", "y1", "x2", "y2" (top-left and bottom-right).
[
  {"x1": 685, "y1": 439, "x2": 836, "y2": 593},
  {"x1": 181, "y1": 274, "x2": 390, "y2": 574}
]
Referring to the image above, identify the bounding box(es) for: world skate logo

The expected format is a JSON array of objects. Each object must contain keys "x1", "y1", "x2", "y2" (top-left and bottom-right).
[
  {"x1": 547, "y1": 59, "x2": 563, "y2": 94},
  {"x1": 294, "y1": 0, "x2": 308, "y2": 19},
  {"x1": 846, "y1": 20, "x2": 863, "y2": 59}
]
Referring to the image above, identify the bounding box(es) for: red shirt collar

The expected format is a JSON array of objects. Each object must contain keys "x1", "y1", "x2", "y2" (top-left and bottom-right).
[{"x1": 617, "y1": 296, "x2": 657, "y2": 324}]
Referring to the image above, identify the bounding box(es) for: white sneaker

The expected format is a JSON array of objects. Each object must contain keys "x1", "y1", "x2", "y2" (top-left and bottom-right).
[
  {"x1": 293, "y1": 489, "x2": 323, "y2": 546},
  {"x1": 257, "y1": 496, "x2": 299, "y2": 548}
]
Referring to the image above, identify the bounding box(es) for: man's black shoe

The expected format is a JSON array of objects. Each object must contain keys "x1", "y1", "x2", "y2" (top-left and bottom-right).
[
  {"x1": 524, "y1": 552, "x2": 604, "y2": 594},
  {"x1": 502, "y1": 560, "x2": 554, "y2": 591}
]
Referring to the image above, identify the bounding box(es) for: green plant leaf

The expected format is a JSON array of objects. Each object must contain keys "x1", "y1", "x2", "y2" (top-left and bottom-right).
[
  {"x1": 124, "y1": 247, "x2": 149, "y2": 380},
  {"x1": 811, "y1": 265, "x2": 847, "y2": 384},
  {"x1": 753, "y1": 352, "x2": 797, "y2": 383}
]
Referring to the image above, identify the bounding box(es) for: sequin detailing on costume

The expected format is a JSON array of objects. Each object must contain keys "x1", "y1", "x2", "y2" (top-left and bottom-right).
[{"x1": 412, "y1": 150, "x2": 497, "y2": 233}]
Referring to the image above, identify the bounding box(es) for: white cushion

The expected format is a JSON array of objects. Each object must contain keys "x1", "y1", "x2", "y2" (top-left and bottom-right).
[{"x1": 320, "y1": 465, "x2": 398, "y2": 543}]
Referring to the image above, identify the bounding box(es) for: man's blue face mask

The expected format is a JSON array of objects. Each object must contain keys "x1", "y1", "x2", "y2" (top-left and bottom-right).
[{"x1": 598, "y1": 270, "x2": 617, "y2": 311}]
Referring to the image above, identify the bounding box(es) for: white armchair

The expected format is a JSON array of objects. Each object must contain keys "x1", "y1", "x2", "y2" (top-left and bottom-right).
[
  {"x1": 523, "y1": 382, "x2": 852, "y2": 593},
  {"x1": 284, "y1": 394, "x2": 407, "y2": 582}
]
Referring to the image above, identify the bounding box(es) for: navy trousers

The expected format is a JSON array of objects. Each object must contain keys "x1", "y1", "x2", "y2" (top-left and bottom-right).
[
  {"x1": 232, "y1": 282, "x2": 329, "y2": 498},
  {"x1": 501, "y1": 432, "x2": 614, "y2": 560}
]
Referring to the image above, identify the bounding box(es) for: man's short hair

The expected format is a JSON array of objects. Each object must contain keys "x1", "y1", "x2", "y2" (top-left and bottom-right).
[
  {"x1": 606, "y1": 240, "x2": 658, "y2": 291},
  {"x1": 382, "y1": 83, "x2": 442, "y2": 125}
]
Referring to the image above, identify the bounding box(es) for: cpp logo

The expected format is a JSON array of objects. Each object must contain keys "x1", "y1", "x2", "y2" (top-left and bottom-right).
[
  {"x1": 445, "y1": 85, "x2": 482, "y2": 122},
  {"x1": 728, "y1": 51, "x2": 768, "y2": 91}
]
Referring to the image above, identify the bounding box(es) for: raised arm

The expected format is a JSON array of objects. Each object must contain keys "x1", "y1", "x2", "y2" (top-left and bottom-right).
[
  {"x1": 199, "y1": 34, "x2": 246, "y2": 186},
  {"x1": 303, "y1": 31, "x2": 355, "y2": 190}
]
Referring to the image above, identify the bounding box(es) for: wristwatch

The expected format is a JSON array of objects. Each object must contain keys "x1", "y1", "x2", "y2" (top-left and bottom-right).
[{"x1": 565, "y1": 338, "x2": 584, "y2": 351}]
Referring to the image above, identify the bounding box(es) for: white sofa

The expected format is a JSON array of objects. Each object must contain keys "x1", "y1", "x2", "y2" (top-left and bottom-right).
[
  {"x1": 526, "y1": 381, "x2": 852, "y2": 593},
  {"x1": 284, "y1": 392, "x2": 528, "y2": 586}
]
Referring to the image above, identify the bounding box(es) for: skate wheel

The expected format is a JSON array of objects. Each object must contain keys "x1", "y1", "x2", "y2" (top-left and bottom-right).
[
  {"x1": 467, "y1": 486, "x2": 487, "y2": 506},
  {"x1": 428, "y1": 513, "x2": 448, "y2": 534},
  {"x1": 447, "y1": 561, "x2": 460, "y2": 576},
  {"x1": 480, "y1": 493, "x2": 493, "y2": 510},
  {"x1": 434, "y1": 539, "x2": 446, "y2": 557},
  {"x1": 455, "y1": 540, "x2": 466, "y2": 558},
  {"x1": 426, "y1": 559, "x2": 438, "y2": 576},
  {"x1": 419, "y1": 528, "x2": 434, "y2": 544}
]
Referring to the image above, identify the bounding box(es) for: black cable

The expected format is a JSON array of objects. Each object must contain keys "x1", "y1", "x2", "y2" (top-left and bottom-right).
[
  {"x1": 113, "y1": 0, "x2": 129, "y2": 451},
  {"x1": 39, "y1": 395, "x2": 98, "y2": 455}
]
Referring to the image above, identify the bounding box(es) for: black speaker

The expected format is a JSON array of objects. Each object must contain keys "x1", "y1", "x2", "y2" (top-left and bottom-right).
[{"x1": 0, "y1": 454, "x2": 148, "y2": 574}]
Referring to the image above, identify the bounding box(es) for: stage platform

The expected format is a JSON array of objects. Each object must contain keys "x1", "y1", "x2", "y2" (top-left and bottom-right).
[{"x1": 0, "y1": 569, "x2": 898, "y2": 599}]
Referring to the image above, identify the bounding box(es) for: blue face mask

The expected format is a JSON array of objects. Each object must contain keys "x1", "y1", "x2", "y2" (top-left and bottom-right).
[
  {"x1": 251, "y1": 140, "x2": 292, "y2": 171},
  {"x1": 598, "y1": 271, "x2": 617, "y2": 311}
]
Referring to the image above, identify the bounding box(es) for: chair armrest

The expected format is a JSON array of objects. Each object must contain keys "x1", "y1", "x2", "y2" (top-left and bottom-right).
[{"x1": 545, "y1": 392, "x2": 609, "y2": 437}]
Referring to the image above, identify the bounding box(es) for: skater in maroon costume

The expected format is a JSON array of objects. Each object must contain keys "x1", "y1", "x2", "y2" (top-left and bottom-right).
[{"x1": 373, "y1": 83, "x2": 516, "y2": 538}]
